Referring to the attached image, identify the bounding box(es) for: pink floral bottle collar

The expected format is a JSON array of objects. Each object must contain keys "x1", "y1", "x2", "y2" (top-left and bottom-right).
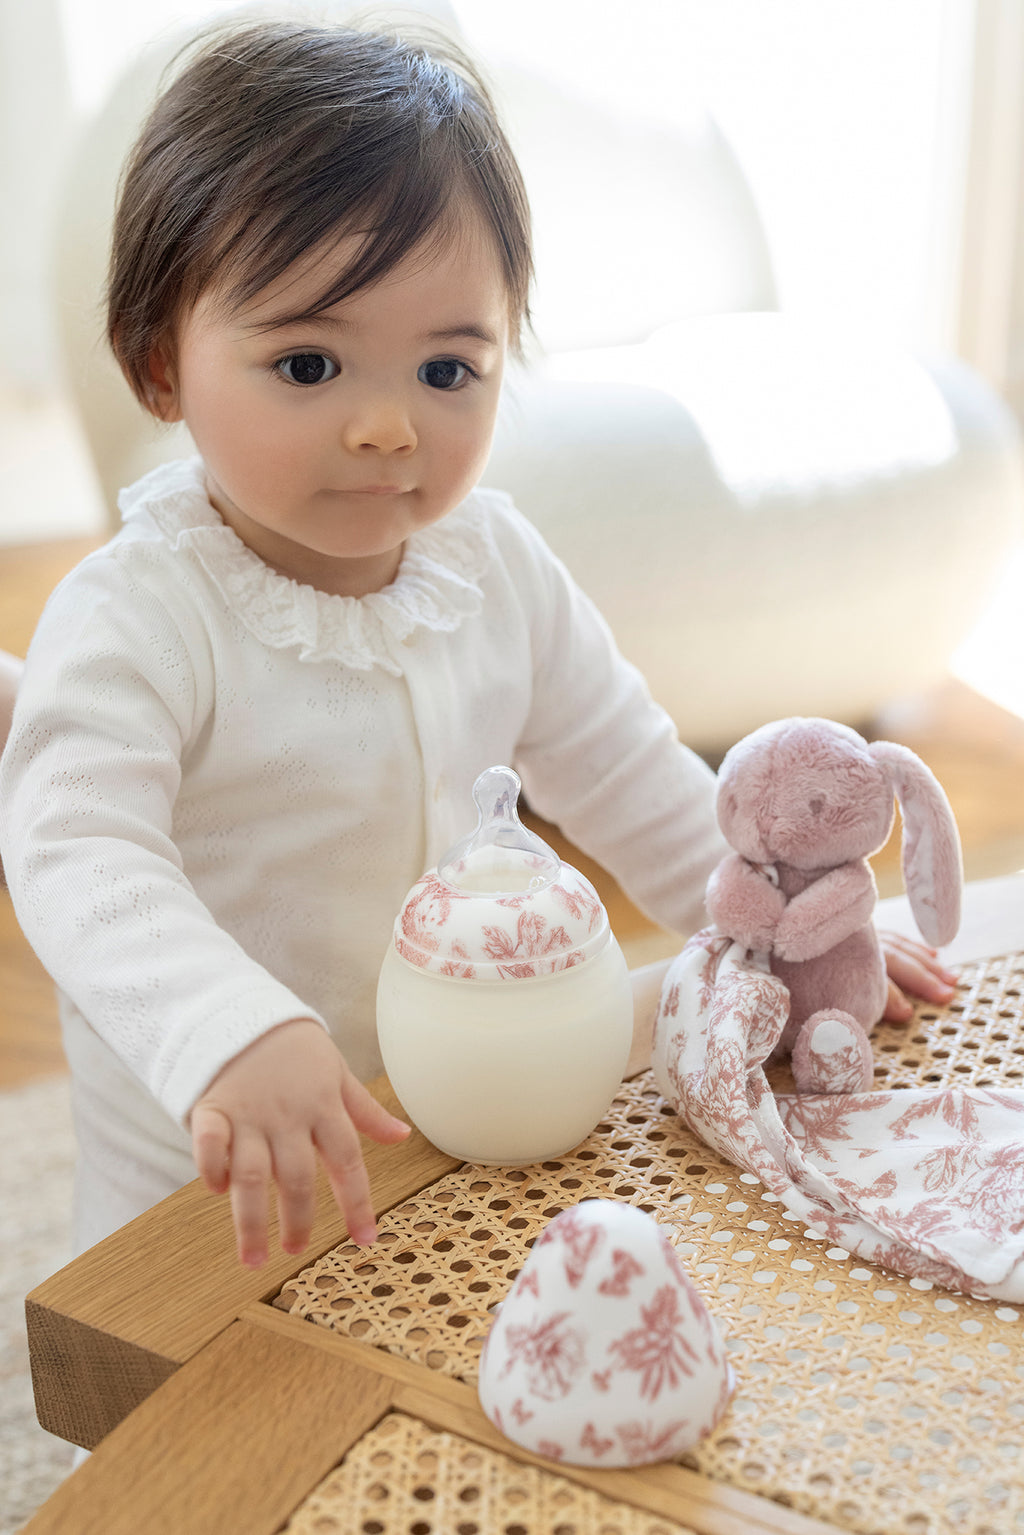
[
  {"x1": 393, "y1": 861, "x2": 610, "y2": 981},
  {"x1": 392, "y1": 765, "x2": 613, "y2": 981}
]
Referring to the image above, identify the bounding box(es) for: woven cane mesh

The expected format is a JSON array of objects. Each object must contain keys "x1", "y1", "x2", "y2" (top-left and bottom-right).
[
  {"x1": 766, "y1": 949, "x2": 1024, "y2": 1095},
  {"x1": 281, "y1": 1411, "x2": 697, "y2": 1534},
  {"x1": 277, "y1": 953, "x2": 1024, "y2": 1535}
]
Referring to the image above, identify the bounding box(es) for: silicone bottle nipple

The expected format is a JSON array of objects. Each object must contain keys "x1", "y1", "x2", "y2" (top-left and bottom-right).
[{"x1": 438, "y1": 766, "x2": 560, "y2": 896}]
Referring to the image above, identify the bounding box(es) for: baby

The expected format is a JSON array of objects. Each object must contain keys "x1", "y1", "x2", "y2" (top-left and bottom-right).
[{"x1": 0, "y1": 18, "x2": 953, "y2": 1268}]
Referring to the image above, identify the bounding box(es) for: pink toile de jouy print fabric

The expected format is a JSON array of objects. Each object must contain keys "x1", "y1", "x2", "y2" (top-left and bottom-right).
[
  {"x1": 393, "y1": 860, "x2": 608, "y2": 980},
  {"x1": 651, "y1": 931, "x2": 1024, "y2": 1301},
  {"x1": 478, "y1": 1199, "x2": 734, "y2": 1467}
]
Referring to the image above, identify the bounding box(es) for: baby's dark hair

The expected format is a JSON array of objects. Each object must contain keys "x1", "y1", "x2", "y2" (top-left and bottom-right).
[{"x1": 108, "y1": 18, "x2": 532, "y2": 402}]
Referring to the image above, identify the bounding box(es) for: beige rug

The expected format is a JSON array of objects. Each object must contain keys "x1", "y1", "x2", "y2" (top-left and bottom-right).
[{"x1": 0, "y1": 1075, "x2": 76, "y2": 1534}]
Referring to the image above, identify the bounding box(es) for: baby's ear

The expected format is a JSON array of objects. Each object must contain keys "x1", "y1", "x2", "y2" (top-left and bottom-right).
[
  {"x1": 143, "y1": 337, "x2": 184, "y2": 423},
  {"x1": 868, "y1": 740, "x2": 962, "y2": 945}
]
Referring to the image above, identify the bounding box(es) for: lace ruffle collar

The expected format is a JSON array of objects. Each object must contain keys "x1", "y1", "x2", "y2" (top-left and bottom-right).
[{"x1": 118, "y1": 458, "x2": 493, "y2": 672}]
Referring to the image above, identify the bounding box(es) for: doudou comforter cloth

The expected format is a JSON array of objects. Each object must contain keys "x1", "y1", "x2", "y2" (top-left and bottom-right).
[{"x1": 652, "y1": 930, "x2": 1024, "y2": 1301}]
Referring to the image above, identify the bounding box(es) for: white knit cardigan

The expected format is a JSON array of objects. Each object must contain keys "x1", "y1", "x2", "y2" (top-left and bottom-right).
[{"x1": 0, "y1": 459, "x2": 726, "y2": 1127}]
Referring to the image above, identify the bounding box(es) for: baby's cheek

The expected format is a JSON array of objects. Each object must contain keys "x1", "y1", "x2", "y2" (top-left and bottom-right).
[{"x1": 450, "y1": 431, "x2": 494, "y2": 494}]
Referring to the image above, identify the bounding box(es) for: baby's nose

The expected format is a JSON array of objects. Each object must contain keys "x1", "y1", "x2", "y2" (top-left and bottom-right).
[{"x1": 342, "y1": 395, "x2": 416, "y2": 454}]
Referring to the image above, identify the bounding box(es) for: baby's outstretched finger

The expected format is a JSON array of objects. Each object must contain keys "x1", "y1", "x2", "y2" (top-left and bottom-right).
[
  {"x1": 883, "y1": 953, "x2": 956, "y2": 1006},
  {"x1": 341, "y1": 1071, "x2": 411, "y2": 1146},
  {"x1": 878, "y1": 929, "x2": 958, "y2": 990},
  {"x1": 271, "y1": 1133, "x2": 318, "y2": 1255},
  {"x1": 191, "y1": 1101, "x2": 232, "y2": 1195},
  {"x1": 882, "y1": 978, "x2": 914, "y2": 1024},
  {"x1": 314, "y1": 1110, "x2": 379, "y2": 1247},
  {"x1": 228, "y1": 1127, "x2": 273, "y2": 1268}
]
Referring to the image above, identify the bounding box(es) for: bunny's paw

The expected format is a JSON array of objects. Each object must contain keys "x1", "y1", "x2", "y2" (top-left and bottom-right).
[
  {"x1": 706, "y1": 854, "x2": 785, "y2": 951},
  {"x1": 791, "y1": 1010, "x2": 874, "y2": 1095}
]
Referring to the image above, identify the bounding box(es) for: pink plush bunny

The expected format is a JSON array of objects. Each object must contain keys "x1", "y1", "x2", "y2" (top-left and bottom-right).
[{"x1": 705, "y1": 717, "x2": 962, "y2": 1094}]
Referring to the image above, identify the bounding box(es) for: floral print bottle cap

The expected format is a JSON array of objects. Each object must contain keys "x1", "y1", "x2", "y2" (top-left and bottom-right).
[
  {"x1": 394, "y1": 766, "x2": 611, "y2": 981},
  {"x1": 478, "y1": 1199, "x2": 735, "y2": 1467}
]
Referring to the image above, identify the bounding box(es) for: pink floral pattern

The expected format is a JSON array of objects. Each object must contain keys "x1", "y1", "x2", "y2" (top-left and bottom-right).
[
  {"x1": 501, "y1": 1311, "x2": 587, "y2": 1400},
  {"x1": 535, "y1": 1205, "x2": 604, "y2": 1287},
  {"x1": 616, "y1": 1419, "x2": 693, "y2": 1466},
  {"x1": 580, "y1": 1421, "x2": 614, "y2": 1458},
  {"x1": 481, "y1": 910, "x2": 582, "y2": 979},
  {"x1": 598, "y1": 1248, "x2": 645, "y2": 1297},
  {"x1": 551, "y1": 879, "x2": 604, "y2": 928},
  {"x1": 651, "y1": 931, "x2": 1024, "y2": 1301},
  {"x1": 478, "y1": 1200, "x2": 734, "y2": 1469},
  {"x1": 393, "y1": 862, "x2": 608, "y2": 979},
  {"x1": 607, "y1": 1285, "x2": 701, "y2": 1400}
]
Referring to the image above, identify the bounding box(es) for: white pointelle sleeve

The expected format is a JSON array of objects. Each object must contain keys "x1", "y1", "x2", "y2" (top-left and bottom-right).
[
  {"x1": 501, "y1": 510, "x2": 728, "y2": 937},
  {"x1": 0, "y1": 553, "x2": 327, "y2": 1125}
]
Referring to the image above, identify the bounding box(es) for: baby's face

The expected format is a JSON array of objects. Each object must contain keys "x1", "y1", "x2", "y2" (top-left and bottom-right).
[{"x1": 151, "y1": 211, "x2": 509, "y2": 597}]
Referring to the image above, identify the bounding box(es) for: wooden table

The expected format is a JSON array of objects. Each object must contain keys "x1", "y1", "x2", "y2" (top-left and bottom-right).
[{"x1": 20, "y1": 876, "x2": 1024, "y2": 1535}]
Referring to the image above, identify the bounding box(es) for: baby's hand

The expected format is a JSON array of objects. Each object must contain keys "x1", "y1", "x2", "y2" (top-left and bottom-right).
[
  {"x1": 189, "y1": 1019, "x2": 410, "y2": 1268},
  {"x1": 878, "y1": 930, "x2": 958, "y2": 1023}
]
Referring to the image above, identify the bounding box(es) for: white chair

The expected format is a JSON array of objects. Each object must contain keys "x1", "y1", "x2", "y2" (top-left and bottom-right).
[{"x1": 53, "y1": 3, "x2": 1023, "y2": 754}]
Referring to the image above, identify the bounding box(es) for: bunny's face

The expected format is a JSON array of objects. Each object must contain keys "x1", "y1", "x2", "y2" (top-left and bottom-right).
[{"x1": 716, "y1": 718, "x2": 896, "y2": 871}]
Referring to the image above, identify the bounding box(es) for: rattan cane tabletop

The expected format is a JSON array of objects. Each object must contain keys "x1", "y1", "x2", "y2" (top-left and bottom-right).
[
  {"x1": 273, "y1": 950, "x2": 1024, "y2": 1535},
  {"x1": 280, "y1": 1410, "x2": 703, "y2": 1535},
  {"x1": 21, "y1": 878, "x2": 1024, "y2": 1535}
]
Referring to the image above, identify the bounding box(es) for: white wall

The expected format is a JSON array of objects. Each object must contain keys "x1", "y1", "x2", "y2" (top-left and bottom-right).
[
  {"x1": 0, "y1": 0, "x2": 72, "y2": 397},
  {"x1": 457, "y1": 0, "x2": 975, "y2": 356},
  {"x1": 0, "y1": 0, "x2": 1003, "y2": 540},
  {"x1": 1, "y1": 0, "x2": 985, "y2": 388}
]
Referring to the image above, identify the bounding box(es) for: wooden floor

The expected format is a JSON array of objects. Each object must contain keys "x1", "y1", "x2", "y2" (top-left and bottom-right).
[{"x1": 2, "y1": 534, "x2": 1024, "y2": 1090}]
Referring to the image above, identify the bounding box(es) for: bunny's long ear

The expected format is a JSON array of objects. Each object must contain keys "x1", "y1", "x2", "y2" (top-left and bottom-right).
[{"x1": 869, "y1": 741, "x2": 962, "y2": 945}]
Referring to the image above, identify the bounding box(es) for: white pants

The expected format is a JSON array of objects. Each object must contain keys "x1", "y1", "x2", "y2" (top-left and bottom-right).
[
  {"x1": 61, "y1": 998, "x2": 196, "y2": 1255},
  {"x1": 60, "y1": 1003, "x2": 198, "y2": 1474}
]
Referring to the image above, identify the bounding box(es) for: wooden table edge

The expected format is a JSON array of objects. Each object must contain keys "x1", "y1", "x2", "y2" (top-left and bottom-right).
[
  {"x1": 22, "y1": 1301, "x2": 841, "y2": 1535},
  {"x1": 26, "y1": 1075, "x2": 459, "y2": 1445},
  {"x1": 24, "y1": 877, "x2": 1023, "y2": 1456},
  {"x1": 248, "y1": 1305, "x2": 842, "y2": 1535},
  {"x1": 24, "y1": 955, "x2": 669, "y2": 1445}
]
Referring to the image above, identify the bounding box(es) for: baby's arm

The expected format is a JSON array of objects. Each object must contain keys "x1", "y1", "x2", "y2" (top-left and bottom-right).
[
  {"x1": 497, "y1": 504, "x2": 727, "y2": 938},
  {"x1": 191, "y1": 1020, "x2": 408, "y2": 1267},
  {"x1": 2, "y1": 559, "x2": 399, "y2": 1261}
]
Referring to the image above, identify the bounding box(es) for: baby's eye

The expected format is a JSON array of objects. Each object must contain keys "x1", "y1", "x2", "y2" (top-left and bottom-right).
[
  {"x1": 276, "y1": 353, "x2": 339, "y2": 386},
  {"x1": 418, "y1": 357, "x2": 470, "y2": 390}
]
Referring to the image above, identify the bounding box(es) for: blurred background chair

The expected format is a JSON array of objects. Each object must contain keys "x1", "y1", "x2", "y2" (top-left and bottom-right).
[{"x1": 52, "y1": 0, "x2": 1023, "y2": 755}]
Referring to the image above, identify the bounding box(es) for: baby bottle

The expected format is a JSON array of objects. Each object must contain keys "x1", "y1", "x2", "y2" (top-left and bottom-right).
[{"x1": 376, "y1": 766, "x2": 634, "y2": 1164}]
